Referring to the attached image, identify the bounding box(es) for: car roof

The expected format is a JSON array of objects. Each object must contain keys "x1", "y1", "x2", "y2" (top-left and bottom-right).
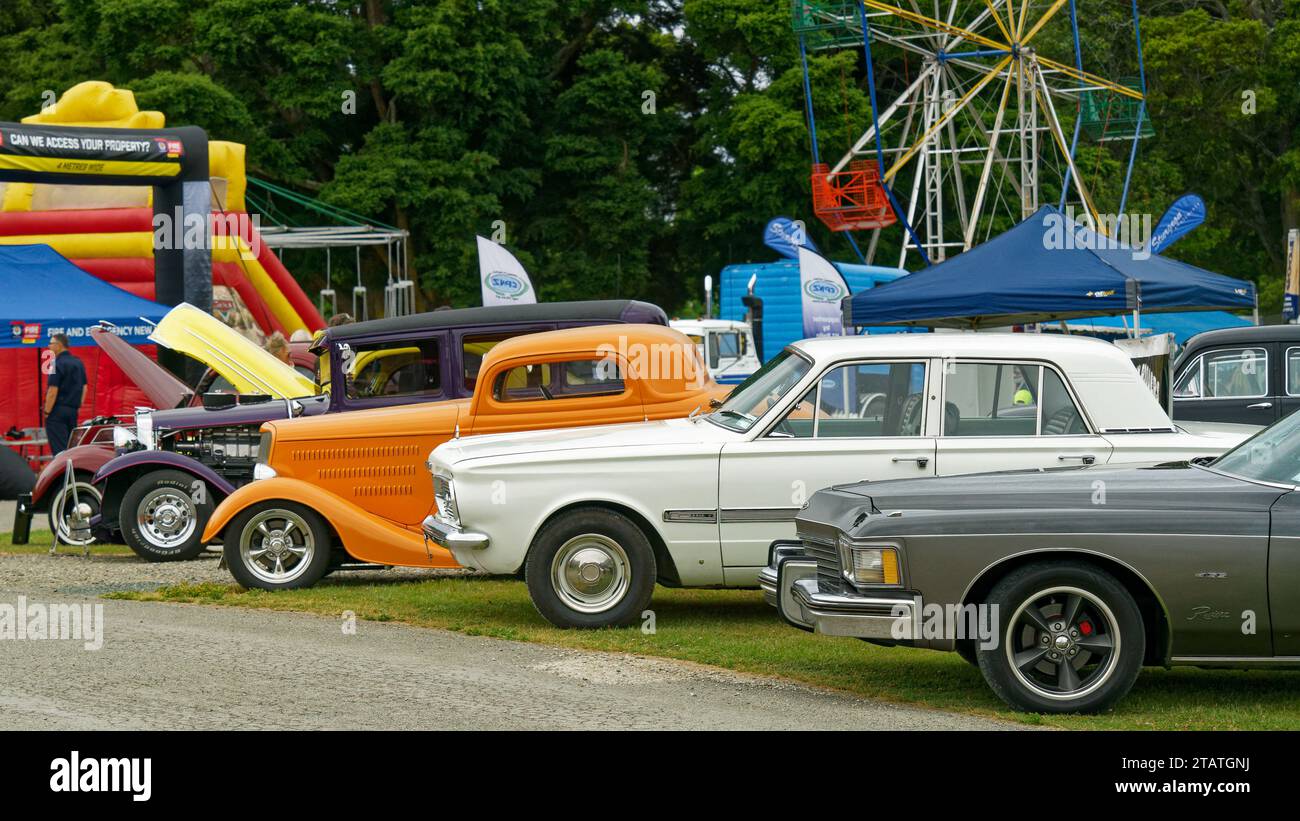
[
  {"x1": 320, "y1": 300, "x2": 665, "y2": 342},
  {"x1": 1182, "y1": 323, "x2": 1290, "y2": 349},
  {"x1": 790, "y1": 331, "x2": 1115, "y2": 362},
  {"x1": 485, "y1": 323, "x2": 695, "y2": 359}
]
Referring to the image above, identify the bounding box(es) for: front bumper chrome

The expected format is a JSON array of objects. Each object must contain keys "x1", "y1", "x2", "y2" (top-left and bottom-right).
[
  {"x1": 765, "y1": 540, "x2": 915, "y2": 639},
  {"x1": 421, "y1": 515, "x2": 490, "y2": 551}
]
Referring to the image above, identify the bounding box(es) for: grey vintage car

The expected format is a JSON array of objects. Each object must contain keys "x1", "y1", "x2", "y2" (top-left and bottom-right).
[{"x1": 762, "y1": 411, "x2": 1300, "y2": 713}]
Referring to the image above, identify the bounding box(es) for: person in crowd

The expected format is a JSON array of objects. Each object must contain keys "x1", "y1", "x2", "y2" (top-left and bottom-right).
[
  {"x1": 44, "y1": 333, "x2": 86, "y2": 455},
  {"x1": 265, "y1": 331, "x2": 292, "y2": 365},
  {"x1": 327, "y1": 313, "x2": 354, "y2": 327}
]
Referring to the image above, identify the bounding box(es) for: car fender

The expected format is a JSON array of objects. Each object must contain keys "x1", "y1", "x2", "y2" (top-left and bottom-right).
[
  {"x1": 32, "y1": 444, "x2": 114, "y2": 507},
  {"x1": 95, "y1": 451, "x2": 238, "y2": 530},
  {"x1": 203, "y1": 477, "x2": 458, "y2": 569}
]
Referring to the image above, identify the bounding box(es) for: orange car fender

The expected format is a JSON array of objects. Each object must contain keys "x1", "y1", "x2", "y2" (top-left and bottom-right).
[{"x1": 203, "y1": 478, "x2": 459, "y2": 568}]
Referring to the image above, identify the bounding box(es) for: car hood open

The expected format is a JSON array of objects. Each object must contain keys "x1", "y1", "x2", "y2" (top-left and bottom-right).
[
  {"x1": 90, "y1": 327, "x2": 192, "y2": 410},
  {"x1": 149, "y1": 303, "x2": 317, "y2": 399}
]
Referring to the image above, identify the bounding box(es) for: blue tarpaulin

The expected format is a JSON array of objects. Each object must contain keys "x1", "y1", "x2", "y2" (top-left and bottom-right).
[
  {"x1": 0, "y1": 244, "x2": 169, "y2": 348},
  {"x1": 844, "y1": 206, "x2": 1257, "y2": 329}
]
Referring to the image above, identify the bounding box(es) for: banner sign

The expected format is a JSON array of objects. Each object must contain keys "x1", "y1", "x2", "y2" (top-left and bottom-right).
[
  {"x1": 797, "y1": 246, "x2": 848, "y2": 338},
  {"x1": 1286, "y1": 229, "x2": 1300, "y2": 321},
  {"x1": 1148, "y1": 193, "x2": 1206, "y2": 255},
  {"x1": 0, "y1": 123, "x2": 184, "y2": 179},
  {"x1": 764, "y1": 217, "x2": 819, "y2": 260},
  {"x1": 477, "y1": 235, "x2": 537, "y2": 306}
]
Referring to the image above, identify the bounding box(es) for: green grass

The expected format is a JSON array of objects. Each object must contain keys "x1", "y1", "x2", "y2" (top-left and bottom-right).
[
  {"x1": 0, "y1": 530, "x2": 134, "y2": 556},
  {"x1": 109, "y1": 575, "x2": 1300, "y2": 730}
]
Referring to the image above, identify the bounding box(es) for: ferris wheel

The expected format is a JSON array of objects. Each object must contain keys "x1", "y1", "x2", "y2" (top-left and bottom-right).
[{"x1": 793, "y1": 0, "x2": 1152, "y2": 267}]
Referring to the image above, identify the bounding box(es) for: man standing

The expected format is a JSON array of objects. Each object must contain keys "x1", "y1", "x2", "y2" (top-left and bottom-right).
[{"x1": 44, "y1": 333, "x2": 86, "y2": 455}]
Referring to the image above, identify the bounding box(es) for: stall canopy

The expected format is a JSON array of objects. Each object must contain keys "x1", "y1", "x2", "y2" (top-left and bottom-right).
[
  {"x1": 0, "y1": 244, "x2": 168, "y2": 347},
  {"x1": 0, "y1": 244, "x2": 170, "y2": 443},
  {"x1": 844, "y1": 206, "x2": 1257, "y2": 329}
]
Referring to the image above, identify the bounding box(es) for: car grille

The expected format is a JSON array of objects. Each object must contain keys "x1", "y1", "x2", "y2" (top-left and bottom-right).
[
  {"x1": 433, "y1": 475, "x2": 456, "y2": 522},
  {"x1": 801, "y1": 534, "x2": 843, "y2": 593}
]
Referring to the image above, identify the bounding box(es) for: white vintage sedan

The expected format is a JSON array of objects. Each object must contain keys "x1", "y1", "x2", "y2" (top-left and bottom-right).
[{"x1": 423, "y1": 333, "x2": 1249, "y2": 629}]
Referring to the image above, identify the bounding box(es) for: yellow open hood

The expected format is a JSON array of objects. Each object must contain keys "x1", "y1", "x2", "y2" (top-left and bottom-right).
[{"x1": 149, "y1": 303, "x2": 317, "y2": 399}]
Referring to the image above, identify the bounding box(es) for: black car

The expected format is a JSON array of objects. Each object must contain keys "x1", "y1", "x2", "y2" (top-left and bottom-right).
[{"x1": 1172, "y1": 324, "x2": 1300, "y2": 427}]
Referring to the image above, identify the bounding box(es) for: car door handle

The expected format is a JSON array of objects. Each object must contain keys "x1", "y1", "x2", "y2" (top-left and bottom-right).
[
  {"x1": 1247, "y1": 402, "x2": 1273, "y2": 409},
  {"x1": 1058, "y1": 454, "x2": 1097, "y2": 465},
  {"x1": 891, "y1": 456, "x2": 930, "y2": 468}
]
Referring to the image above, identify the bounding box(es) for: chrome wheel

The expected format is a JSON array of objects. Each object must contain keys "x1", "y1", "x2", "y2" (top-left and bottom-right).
[
  {"x1": 1005, "y1": 585, "x2": 1120, "y2": 702},
  {"x1": 239, "y1": 509, "x2": 316, "y2": 585},
  {"x1": 49, "y1": 481, "x2": 101, "y2": 546},
  {"x1": 136, "y1": 487, "x2": 197, "y2": 549},
  {"x1": 550, "y1": 533, "x2": 631, "y2": 614}
]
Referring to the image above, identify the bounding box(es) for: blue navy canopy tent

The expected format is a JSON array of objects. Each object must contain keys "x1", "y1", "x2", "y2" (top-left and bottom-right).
[
  {"x1": 0, "y1": 244, "x2": 168, "y2": 347},
  {"x1": 844, "y1": 206, "x2": 1257, "y2": 330}
]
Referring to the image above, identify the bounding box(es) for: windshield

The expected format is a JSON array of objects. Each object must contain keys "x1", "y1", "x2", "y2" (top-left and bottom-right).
[
  {"x1": 707, "y1": 349, "x2": 811, "y2": 433},
  {"x1": 1210, "y1": 411, "x2": 1300, "y2": 485}
]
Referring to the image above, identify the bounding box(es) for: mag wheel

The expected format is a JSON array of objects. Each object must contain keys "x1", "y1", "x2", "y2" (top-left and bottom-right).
[
  {"x1": 978, "y1": 561, "x2": 1144, "y2": 714},
  {"x1": 224, "y1": 503, "x2": 331, "y2": 590},
  {"x1": 119, "y1": 470, "x2": 212, "y2": 561}
]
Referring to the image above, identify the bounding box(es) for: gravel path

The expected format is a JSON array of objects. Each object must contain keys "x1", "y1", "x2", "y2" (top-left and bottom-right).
[{"x1": 0, "y1": 552, "x2": 1026, "y2": 731}]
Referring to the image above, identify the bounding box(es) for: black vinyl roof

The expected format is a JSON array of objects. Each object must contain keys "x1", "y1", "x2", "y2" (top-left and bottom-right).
[{"x1": 320, "y1": 299, "x2": 666, "y2": 343}]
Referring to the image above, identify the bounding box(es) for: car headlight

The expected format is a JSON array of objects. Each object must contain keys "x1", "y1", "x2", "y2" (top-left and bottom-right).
[
  {"x1": 253, "y1": 462, "x2": 277, "y2": 481},
  {"x1": 133, "y1": 408, "x2": 155, "y2": 450},
  {"x1": 839, "y1": 537, "x2": 901, "y2": 586},
  {"x1": 111, "y1": 426, "x2": 139, "y2": 450},
  {"x1": 433, "y1": 472, "x2": 460, "y2": 528}
]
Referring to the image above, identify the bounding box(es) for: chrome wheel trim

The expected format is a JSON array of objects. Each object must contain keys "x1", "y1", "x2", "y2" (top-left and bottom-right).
[
  {"x1": 1005, "y1": 584, "x2": 1120, "y2": 702},
  {"x1": 239, "y1": 509, "x2": 315, "y2": 585},
  {"x1": 136, "y1": 487, "x2": 197, "y2": 549},
  {"x1": 550, "y1": 533, "x2": 631, "y2": 614},
  {"x1": 49, "y1": 482, "x2": 101, "y2": 546}
]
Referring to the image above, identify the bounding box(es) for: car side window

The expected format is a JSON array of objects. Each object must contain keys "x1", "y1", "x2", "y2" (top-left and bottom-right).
[
  {"x1": 1173, "y1": 356, "x2": 1202, "y2": 399},
  {"x1": 344, "y1": 338, "x2": 441, "y2": 399},
  {"x1": 493, "y1": 358, "x2": 625, "y2": 402},
  {"x1": 463, "y1": 332, "x2": 529, "y2": 392},
  {"x1": 1039, "y1": 367, "x2": 1088, "y2": 435},
  {"x1": 1203, "y1": 347, "x2": 1267, "y2": 398},
  {"x1": 1288, "y1": 348, "x2": 1300, "y2": 397},
  {"x1": 943, "y1": 363, "x2": 1040, "y2": 437},
  {"x1": 768, "y1": 362, "x2": 927, "y2": 438}
]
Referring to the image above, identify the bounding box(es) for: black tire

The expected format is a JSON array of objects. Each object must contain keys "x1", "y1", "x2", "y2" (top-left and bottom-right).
[
  {"x1": 525, "y1": 508, "x2": 656, "y2": 629},
  {"x1": 47, "y1": 473, "x2": 101, "y2": 546},
  {"x1": 119, "y1": 470, "x2": 213, "y2": 562},
  {"x1": 977, "y1": 561, "x2": 1144, "y2": 714},
  {"x1": 955, "y1": 639, "x2": 979, "y2": 668},
  {"x1": 223, "y1": 501, "x2": 332, "y2": 590}
]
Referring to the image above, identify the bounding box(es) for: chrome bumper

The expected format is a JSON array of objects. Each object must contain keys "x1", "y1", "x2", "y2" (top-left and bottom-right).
[
  {"x1": 421, "y1": 514, "x2": 490, "y2": 551},
  {"x1": 765, "y1": 540, "x2": 914, "y2": 639}
]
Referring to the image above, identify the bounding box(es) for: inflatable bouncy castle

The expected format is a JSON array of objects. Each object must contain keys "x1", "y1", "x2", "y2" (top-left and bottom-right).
[
  {"x1": 0, "y1": 82, "x2": 324, "y2": 339},
  {"x1": 0, "y1": 82, "x2": 325, "y2": 454}
]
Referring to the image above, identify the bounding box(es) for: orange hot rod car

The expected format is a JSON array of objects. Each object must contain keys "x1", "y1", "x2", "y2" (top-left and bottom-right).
[{"x1": 202, "y1": 323, "x2": 728, "y2": 589}]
